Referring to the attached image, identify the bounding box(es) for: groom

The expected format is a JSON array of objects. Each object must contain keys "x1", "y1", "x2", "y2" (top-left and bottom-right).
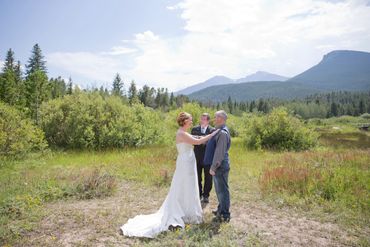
[{"x1": 204, "y1": 110, "x2": 231, "y2": 222}]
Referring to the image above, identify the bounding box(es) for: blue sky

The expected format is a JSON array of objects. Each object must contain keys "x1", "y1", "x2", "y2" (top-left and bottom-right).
[{"x1": 1, "y1": 0, "x2": 370, "y2": 91}]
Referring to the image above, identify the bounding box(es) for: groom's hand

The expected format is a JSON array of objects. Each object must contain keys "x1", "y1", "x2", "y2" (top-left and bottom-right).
[{"x1": 209, "y1": 169, "x2": 215, "y2": 176}]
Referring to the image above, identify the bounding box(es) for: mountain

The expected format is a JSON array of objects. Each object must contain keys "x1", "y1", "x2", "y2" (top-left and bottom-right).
[
  {"x1": 188, "y1": 81, "x2": 319, "y2": 102},
  {"x1": 176, "y1": 75, "x2": 234, "y2": 95},
  {"x1": 188, "y1": 50, "x2": 370, "y2": 102},
  {"x1": 176, "y1": 72, "x2": 289, "y2": 95},
  {"x1": 288, "y1": 50, "x2": 370, "y2": 91},
  {"x1": 235, "y1": 71, "x2": 289, "y2": 83}
]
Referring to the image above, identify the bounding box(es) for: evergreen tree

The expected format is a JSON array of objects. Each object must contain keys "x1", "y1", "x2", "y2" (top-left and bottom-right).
[
  {"x1": 249, "y1": 100, "x2": 256, "y2": 112},
  {"x1": 359, "y1": 99, "x2": 365, "y2": 114},
  {"x1": 112, "y1": 73, "x2": 124, "y2": 96},
  {"x1": 24, "y1": 70, "x2": 50, "y2": 124},
  {"x1": 227, "y1": 96, "x2": 233, "y2": 113},
  {"x1": 0, "y1": 49, "x2": 21, "y2": 105},
  {"x1": 330, "y1": 102, "x2": 338, "y2": 117},
  {"x1": 66, "y1": 77, "x2": 73, "y2": 95},
  {"x1": 169, "y1": 92, "x2": 175, "y2": 107},
  {"x1": 26, "y1": 44, "x2": 47, "y2": 77},
  {"x1": 0, "y1": 49, "x2": 18, "y2": 105},
  {"x1": 128, "y1": 80, "x2": 139, "y2": 105}
]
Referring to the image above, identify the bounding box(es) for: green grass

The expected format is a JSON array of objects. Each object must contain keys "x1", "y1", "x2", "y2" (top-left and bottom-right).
[{"x1": 1, "y1": 124, "x2": 370, "y2": 245}]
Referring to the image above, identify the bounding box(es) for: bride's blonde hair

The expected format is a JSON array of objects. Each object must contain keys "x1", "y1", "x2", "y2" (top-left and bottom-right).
[{"x1": 177, "y1": 112, "x2": 191, "y2": 127}]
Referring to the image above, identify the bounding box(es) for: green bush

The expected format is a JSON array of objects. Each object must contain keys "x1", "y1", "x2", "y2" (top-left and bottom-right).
[
  {"x1": 0, "y1": 102, "x2": 47, "y2": 158},
  {"x1": 243, "y1": 107, "x2": 318, "y2": 151},
  {"x1": 360, "y1": 113, "x2": 370, "y2": 119},
  {"x1": 40, "y1": 92, "x2": 164, "y2": 149}
]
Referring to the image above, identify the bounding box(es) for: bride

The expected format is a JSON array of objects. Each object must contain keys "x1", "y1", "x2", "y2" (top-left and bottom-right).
[{"x1": 121, "y1": 112, "x2": 219, "y2": 238}]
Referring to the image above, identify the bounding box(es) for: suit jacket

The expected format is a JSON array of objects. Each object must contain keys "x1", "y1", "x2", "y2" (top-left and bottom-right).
[{"x1": 191, "y1": 125, "x2": 215, "y2": 165}]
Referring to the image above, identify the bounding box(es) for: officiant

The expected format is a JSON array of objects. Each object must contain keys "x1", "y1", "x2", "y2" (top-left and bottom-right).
[{"x1": 191, "y1": 113, "x2": 215, "y2": 204}]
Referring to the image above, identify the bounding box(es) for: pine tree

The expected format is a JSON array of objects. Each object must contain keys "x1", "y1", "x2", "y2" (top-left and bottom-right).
[
  {"x1": 227, "y1": 96, "x2": 233, "y2": 113},
  {"x1": 128, "y1": 80, "x2": 139, "y2": 105},
  {"x1": 66, "y1": 77, "x2": 73, "y2": 95},
  {"x1": 249, "y1": 100, "x2": 256, "y2": 112},
  {"x1": 26, "y1": 44, "x2": 47, "y2": 77},
  {"x1": 0, "y1": 49, "x2": 19, "y2": 105},
  {"x1": 112, "y1": 73, "x2": 124, "y2": 96},
  {"x1": 359, "y1": 99, "x2": 365, "y2": 114},
  {"x1": 169, "y1": 92, "x2": 175, "y2": 107},
  {"x1": 330, "y1": 102, "x2": 338, "y2": 117},
  {"x1": 24, "y1": 70, "x2": 50, "y2": 124}
]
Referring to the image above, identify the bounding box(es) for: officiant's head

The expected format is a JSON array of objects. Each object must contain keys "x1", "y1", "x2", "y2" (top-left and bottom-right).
[
  {"x1": 200, "y1": 113, "x2": 210, "y2": 127},
  {"x1": 177, "y1": 112, "x2": 193, "y2": 129},
  {"x1": 214, "y1": 110, "x2": 227, "y2": 127}
]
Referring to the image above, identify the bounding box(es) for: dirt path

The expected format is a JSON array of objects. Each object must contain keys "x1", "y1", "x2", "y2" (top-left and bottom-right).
[{"x1": 20, "y1": 181, "x2": 357, "y2": 246}]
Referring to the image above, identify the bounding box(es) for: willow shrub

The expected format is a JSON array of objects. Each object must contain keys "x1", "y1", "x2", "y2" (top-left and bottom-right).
[
  {"x1": 243, "y1": 107, "x2": 318, "y2": 151},
  {"x1": 40, "y1": 92, "x2": 164, "y2": 149},
  {"x1": 0, "y1": 102, "x2": 47, "y2": 158}
]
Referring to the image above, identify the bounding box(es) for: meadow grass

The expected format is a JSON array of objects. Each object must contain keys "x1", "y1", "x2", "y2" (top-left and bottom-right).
[{"x1": 0, "y1": 127, "x2": 369, "y2": 245}]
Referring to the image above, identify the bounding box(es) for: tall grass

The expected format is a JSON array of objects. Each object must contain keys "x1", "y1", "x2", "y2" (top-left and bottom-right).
[{"x1": 259, "y1": 149, "x2": 370, "y2": 226}]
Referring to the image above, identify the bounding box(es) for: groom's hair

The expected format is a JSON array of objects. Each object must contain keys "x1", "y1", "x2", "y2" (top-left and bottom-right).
[
  {"x1": 215, "y1": 110, "x2": 228, "y2": 121},
  {"x1": 201, "y1": 113, "x2": 210, "y2": 121}
]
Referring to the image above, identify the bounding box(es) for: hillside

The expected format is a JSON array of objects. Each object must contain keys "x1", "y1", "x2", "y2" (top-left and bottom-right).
[
  {"x1": 176, "y1": 72, "x2": 289, "y2": 95},
  {"x1": 176, "y1": 76, "x2": 234, "y2": 95},
  {"x1": 189, "y1": 50, "x2": 370, "y2": 102},
  {"x1": 188, "y1": 81, "x2": 320, "y2": 102},
  {"x1": 236, "y1": 71, "x2": 289, "y2": 83},
  {"x1": 288, "y1": 50, "x2": 370, "y2": 91}
]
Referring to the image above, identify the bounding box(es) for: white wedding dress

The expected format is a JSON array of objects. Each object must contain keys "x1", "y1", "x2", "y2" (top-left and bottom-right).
[{"x1": 120, "y1": 142, "x2": 203, "y2": 238}]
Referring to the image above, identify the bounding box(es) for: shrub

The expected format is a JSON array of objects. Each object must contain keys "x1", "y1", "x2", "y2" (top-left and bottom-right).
[
  {"x1": 0, "y1": 102, "x2": 47, "y2": 158},
  {"x1": 360, "y1": 113, "x2": 370, "y2": 119},
  {"x1": 243, "y1": 107, "x2": 318, "y2": 151},
  {"x1": 40, "y1": 92, "x2": 164, "y2": 149},
  {"x1": 71, "y1": 168, "x2": 117, "y2": 200}
]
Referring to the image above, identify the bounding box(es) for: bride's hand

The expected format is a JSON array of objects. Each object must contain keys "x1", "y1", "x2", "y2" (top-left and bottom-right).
[{"x1": 210, "y1": 129, "x2": 220, "y2": 137}]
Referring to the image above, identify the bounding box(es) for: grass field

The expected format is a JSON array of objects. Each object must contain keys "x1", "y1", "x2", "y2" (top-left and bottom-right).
[{"x1": 1, "y1": 125, "x2": 369, "y2": 246}]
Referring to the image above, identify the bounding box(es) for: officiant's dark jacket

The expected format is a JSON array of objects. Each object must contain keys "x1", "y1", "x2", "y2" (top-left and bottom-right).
[{"x1": 191, "y1": 125, "x2": 215, "y2": 165}]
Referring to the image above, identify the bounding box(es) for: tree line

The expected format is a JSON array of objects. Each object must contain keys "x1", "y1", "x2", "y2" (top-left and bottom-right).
[
  {"x1": 2, "y1": 44, "x2": 369, "y2": 121},
  {"x1": 202, "y1": 91, "x2": 370, "y2": 119},
  {"x1": 0, "y1": 44, "x2": 189, "y2": 124}
]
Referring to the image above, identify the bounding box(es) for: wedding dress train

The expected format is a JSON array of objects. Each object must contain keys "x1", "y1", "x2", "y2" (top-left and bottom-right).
[{"x1": 120, "y1": 142, "x2": 203, "y2": 238}]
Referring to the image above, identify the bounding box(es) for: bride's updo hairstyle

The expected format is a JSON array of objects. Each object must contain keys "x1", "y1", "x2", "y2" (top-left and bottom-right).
[{"x1": 177, "y1": 112, "x2": 191, "y2": 127}]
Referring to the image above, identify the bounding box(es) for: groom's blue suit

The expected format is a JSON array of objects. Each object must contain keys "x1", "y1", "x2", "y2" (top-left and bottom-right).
[{"x1": 203, "y1": 125, "x2": 231, "y2": 220}]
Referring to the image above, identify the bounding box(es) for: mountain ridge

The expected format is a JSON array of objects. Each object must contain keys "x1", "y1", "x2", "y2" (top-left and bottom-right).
[
  {"x1": 187, "y1": 50, "x2": 370, "y2": 102},
  {"x1": 176, "y1": 71, "x2": 289, "y2": 95}
]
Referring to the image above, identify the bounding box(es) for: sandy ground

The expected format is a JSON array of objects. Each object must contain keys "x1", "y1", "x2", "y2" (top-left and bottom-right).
[{"x1": 19, "y1": 181, "x2": 359, "y2": 247}]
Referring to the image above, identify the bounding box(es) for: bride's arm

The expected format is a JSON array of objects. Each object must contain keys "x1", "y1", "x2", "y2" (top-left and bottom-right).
[{"x1": 180, "y1": 129, "x2": 219, "y2": 145}]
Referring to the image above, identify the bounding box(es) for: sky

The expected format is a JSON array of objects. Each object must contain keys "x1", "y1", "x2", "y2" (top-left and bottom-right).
[{"x1": 1, "y1": 0, "x2": 370, "y2": 92}]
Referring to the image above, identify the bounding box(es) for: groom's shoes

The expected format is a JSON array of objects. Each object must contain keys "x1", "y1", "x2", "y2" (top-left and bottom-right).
[
  {"x1": 201, "y1": 196, "x2": 209, "y2": 204},
  {"x1": 212, "y1": 215, "x2": 231, "y2": 223}
]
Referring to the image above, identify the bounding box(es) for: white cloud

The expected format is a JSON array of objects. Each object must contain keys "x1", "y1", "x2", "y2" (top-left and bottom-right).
[
  {"x1": 101, "y1": 46, "x2": 137, "y2": 56},
  {"x1": 47, "y1": 0, "x2": 370, "y2": 91}
]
